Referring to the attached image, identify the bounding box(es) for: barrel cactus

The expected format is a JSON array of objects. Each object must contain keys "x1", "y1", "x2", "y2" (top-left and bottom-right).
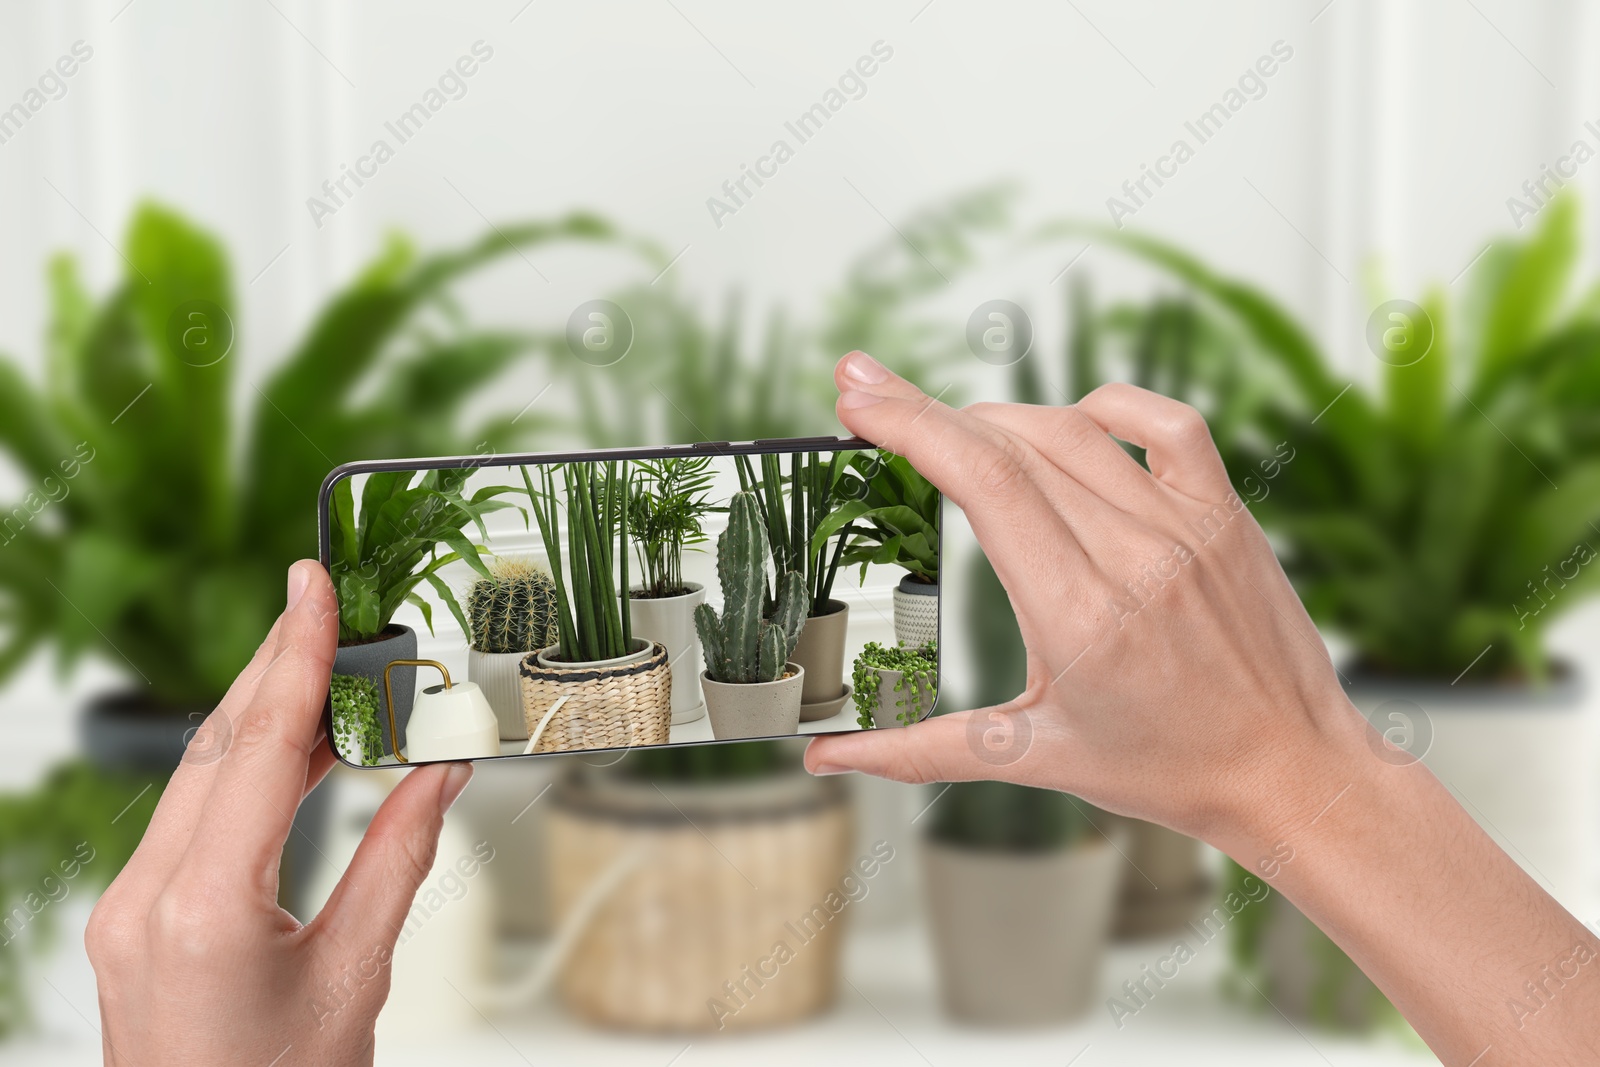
[
  {"x1": 466, "y1": 556, "x2": 560, "y2": 654},
  {"x1": 696, "y1": 491, "x2": 806, "y2": 684}
]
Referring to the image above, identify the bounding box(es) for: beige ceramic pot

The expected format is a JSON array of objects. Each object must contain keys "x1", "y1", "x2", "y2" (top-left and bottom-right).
[
  {"x1": 792, "y1": 600, "x2": 849, "y2": 704},
  {"x1": 923, "y1": 835, "x2": 1122, "y2": 1025},
  {"x1": 702, "y1": 663, "x2": 804, "y2": 740}
]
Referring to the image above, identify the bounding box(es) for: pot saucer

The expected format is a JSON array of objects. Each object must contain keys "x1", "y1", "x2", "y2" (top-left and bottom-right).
[{"x1": 800, "y1": 684, "x2": 853, "y2": 723}]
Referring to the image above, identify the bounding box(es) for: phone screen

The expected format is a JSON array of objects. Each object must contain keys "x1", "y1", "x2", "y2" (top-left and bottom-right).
[{"x1": 318, "y1": 440, "x2": 940, "y2": 766}]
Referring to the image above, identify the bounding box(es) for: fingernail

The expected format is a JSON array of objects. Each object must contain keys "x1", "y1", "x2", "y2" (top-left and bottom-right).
[
  {"x1": 286, "y1": 563, "x2": 310, "y2": 610},
  {"x1": 838, "y1": 390, "x2": 885, "y2": 410},
  {"x1": 809, "y1": 763, "x2": 852, "y2": 777},
  {"x1": 439, "y1": 763, "x2": 474, "y2": 813},
  {"x1": 843, "y1": 351, "x2": 889, "y2": 385}
]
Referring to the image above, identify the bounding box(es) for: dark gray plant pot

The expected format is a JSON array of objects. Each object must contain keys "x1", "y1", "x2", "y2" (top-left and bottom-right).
[
  {"x1": 333, "y1": 624, "x2": 418, "y2": 761},
  {"x1": 81, "y1": 691, "x2": 209, "y2": 771},
  {"x1": 79, "y1": 690, "x2": 332, "y2": 919}
]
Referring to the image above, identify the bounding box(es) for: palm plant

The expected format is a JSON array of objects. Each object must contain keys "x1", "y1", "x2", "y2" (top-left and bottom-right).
[
  {"x1": 813, "y1": 452, "x2": 940, "y2": 586},
  {"x1": 523, "y1": 461, "x2": 634, "y2": 663},
  {"x1": 327, "y1": 468, "x2": 523, "y2": 643},
  {"x1": 1049, "y1": 193, "x2": 1600, "y2": 681},
  {"x1": 627, "y1": 455, "x2": 715, "y2": 599},
  {"x1": 0, "y1": 202, "x2": 637, "y2": 707}
]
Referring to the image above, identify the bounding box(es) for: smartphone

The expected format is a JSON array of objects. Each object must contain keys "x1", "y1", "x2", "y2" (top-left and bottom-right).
[{"x1": 317, "y1": 436, "x2": 941, "y2": 767}]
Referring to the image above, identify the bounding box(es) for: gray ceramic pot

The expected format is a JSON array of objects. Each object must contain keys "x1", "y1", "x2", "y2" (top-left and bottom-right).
[
  {"x1": 332, "y1": 624, "x2": 417, "y2": 761},
  {"x1": 869, "y1": 666, "x2": 935, "y2": 728},
  {"x1": 792, "y1": 600, "x2": 849, "y2": 704},
  {"x1": 702, "y1": 664, "x2": 804, "y2": 740}
]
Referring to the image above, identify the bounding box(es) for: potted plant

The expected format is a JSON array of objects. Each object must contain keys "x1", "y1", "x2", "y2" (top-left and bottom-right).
[
  {"x1": 464, "y1": 555, "x2": 559, "y2": 739},
  {"x1": 1068, "y1": 193, "x2": 1600, "y2": 1026},
  {"x1": 544, "y1": 740, "x2": 853, "y2": 1032},
  {"x1": 518, "y1": 461, "x2": 672, "y2": 752},
  {"x1": 692, "y1": 490, "x2": 807, "y2": 740},
  {"x1": 626, "y1": 456, "x2": 716, "y2": 724},
  {"x1": 327, "y1": 468, "x2": 519, "y2": 759},
  {"x1": 329, "y1": 674, "x2": 383, "y2": 766},
  {"x1": 813, "y1": 452, "x2": 940, "y2": 648},
  {"x1": 0, "y1": 203, "x2": 636, "y2": 774},
  {"x1": 850, "y1": 640, "x2": 937, "y2": 728},
  {"x1": 732, "y1": 451, "x2": 857, "y2": 721}
]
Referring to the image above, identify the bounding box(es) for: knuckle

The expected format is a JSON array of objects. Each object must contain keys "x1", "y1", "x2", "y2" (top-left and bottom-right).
[
  {"x1": 1164, "y1": 403, "x2": 1213, "y2": 447},
  {"x1": 969, "y1": 442, "x2": 1028, "y2": 497},
  {"x1": 84, "y1": 895, "x2": 139, "y2": 969},
  {"x1": 148, "y1": 884, "x2": 228, "y2": 957}
]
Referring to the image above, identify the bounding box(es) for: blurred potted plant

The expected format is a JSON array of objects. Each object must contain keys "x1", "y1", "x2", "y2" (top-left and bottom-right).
[
  {"x1": 519, "y1": 461, "x2": 671, "y2": 752},
  {"x1": 464, "y1": 556, "x2": 559, "y2": 739},
  {"x1": 814, "y1": 452, "x2": 940, "y2": 647},
  {"x1": 736, "y1": 452, "x2": 856, "y2": 720},
  {"x1": 694, "y1": 491, "x2": 807, "y2": 740},
  {"x1": 327, "y1": 469, "x2": 519, "y2": 758},
  {"x1": 544, "y1": 740, "x2": 852, "y2": 1032},
  {"x1": 328, "y1": 674, "x2": 382, "y2": 767},
  {"x1": 1063, "y1": 193, "x2": 1600, "y2": 1026},
  {"x1": 0, "y1": 203, "x2": 632, "y2": 771},
  {"x1": 922, "y1": 549, "x2": 1120, "y2": 1026},
  {"x1": 626, "y1": 456, "x2": 716, "y2": 725},
  {"x1": 850, "y1": 640, "x2": 937, "y2": 728}
]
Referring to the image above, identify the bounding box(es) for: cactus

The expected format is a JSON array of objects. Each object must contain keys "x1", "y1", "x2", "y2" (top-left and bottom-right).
[
  {"x1": 465, "y1": 556, "x2": 560, "y2": 654},
  {"x1": 696, "y1": 491, "x2": 806, "y2": 683}
]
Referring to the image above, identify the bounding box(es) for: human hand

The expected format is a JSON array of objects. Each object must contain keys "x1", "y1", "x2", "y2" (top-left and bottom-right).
[
  {"x1": 84, "y1": 560, "x2": 472, "y2": 1067},
  {"x1": 806, "y1": 351, "x2": 1368, "y2": 845}
]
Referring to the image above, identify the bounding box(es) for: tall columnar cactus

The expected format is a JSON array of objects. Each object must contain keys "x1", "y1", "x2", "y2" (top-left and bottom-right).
[
  {"x1": 696, "y1": 491, "x2": 806, "y2": 684},
  {"x1": 466, "y1": 557, "x2": 560, "y2": 654}
]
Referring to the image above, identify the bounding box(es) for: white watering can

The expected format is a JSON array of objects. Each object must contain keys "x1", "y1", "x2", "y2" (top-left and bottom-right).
[{"x1": 385, "y1": 659, "x2": 501, "y2": 763}]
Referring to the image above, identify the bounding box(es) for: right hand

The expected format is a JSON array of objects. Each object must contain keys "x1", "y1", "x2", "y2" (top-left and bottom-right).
[{"x1": 806, "y1": 351, "x2": 1369, "y2": 846}]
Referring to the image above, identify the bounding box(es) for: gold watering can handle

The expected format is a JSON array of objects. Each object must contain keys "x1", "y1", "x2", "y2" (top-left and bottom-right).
[{"x1": 383, "y1": 659, "x2": 452, "y2": 765}]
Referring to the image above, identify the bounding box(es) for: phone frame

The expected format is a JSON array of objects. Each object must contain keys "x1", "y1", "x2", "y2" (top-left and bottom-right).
[{"x1": 317, "y1": 434, "x2": 942, "y2": 767}]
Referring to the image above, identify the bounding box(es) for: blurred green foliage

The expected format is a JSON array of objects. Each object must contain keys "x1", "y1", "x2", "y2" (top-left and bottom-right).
[
  {"x1": 557, "y1": 184, "x2": 1014, "y2": 446},
  {"x1": 0, "y1": 760, "x2": 159, "y2": 1036},
  {"x1": 0, "y1": 204, "x2": 633, "y2": 706},
  {"x1": 1052, "y1": 194, "x2": 1600, "y2": 681}
]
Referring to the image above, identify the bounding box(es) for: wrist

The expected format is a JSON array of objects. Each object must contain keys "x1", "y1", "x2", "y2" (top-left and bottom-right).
[{"x1": 1203, "y1": 689, "x2": 1377, "y2": 872}]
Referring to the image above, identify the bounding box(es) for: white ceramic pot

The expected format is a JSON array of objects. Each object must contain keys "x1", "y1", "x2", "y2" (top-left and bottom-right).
[
  {"x1": 892, "y1": 575, "x2": 939, "y2": 648},
  {"x1": 468, "y1": 649, "x2": 530, "y2": 740},
  {"x1": 702, "y1": 663, "x2": 804, "y2": 740},
  {"x1": 626, "y1": 583, "x2": 705, "y2": 725},
  {"x1": 1344, "y1": 663, "x2": 1597, "y2": 915},
  {"x1": 535, "y1": 639, "x2": 654, "y2": 670},
  {"x1": 923, "y1": 835, "x2": 1122, "y2": 1025}
]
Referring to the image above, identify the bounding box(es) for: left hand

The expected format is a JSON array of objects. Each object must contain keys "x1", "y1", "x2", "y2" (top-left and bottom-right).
[{"x1": 84, "y1": 560, "x2": 473, "y2": 1067}]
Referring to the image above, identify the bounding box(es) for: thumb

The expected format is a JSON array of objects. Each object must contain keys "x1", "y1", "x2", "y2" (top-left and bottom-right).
[
  {"x1": 308, "y1": 763, "x2": 473, "y2": 959},
  {"x1": 803, "y1": 702, "x2": 1038, "y2": 785}
]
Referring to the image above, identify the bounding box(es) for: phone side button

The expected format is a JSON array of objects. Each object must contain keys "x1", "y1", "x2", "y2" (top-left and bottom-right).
[
  {"x1": 691, "y1": 441, "x2": 732, "y2": 450},
  {"x1": 753, "y1": 436, "x2": 849, "y2": 447}
]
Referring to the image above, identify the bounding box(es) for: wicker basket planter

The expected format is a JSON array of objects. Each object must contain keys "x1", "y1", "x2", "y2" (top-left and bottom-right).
[
  {"x1": 518, "y1": 639, "x2": 672, "y2": 753},
  {"x1": 546, "y1": 768, "x2": 853, "y2": 1032}
]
